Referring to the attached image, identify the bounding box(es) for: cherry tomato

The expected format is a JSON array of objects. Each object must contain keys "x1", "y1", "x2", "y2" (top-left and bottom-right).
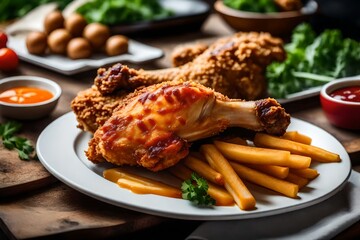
[
  {"x1": 0, "y1": 48, "x2": 19, "y2": 71},
  {"x1": 0, "y1": 32, "x2": 7, "y2": 48}
]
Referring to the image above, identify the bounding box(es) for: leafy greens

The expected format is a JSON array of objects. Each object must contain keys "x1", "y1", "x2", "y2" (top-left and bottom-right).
[
  {"x1": 223, "y1": 0, "x2": 278, "y2": 13},
  {"x1": 76, "y1": 0, "x2": 174, "y2": 25},
  {"x1": 266, "y1": 23, "x2": 360, "y2": 98},
  {"x1": 0, "y1": 0, "x2": 72, "y2": 22}
]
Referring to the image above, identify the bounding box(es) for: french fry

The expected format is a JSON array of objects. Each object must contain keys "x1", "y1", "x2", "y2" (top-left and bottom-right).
[
  {"x1": 183, "y1": 155, "x2": 224, "y2": 185},
  {"x1": 168, "y1": 164, "x2": 234, "y2": 206},
  {"x1": 104, "y1": 167, "x2": 178, "y2": 186},
  {"x1": 201, "y1": 144, "x2": 256, "y2": 210},
  {"x1": 230, "y1": 162, "x2": 298, "y2": 198},
  {"x1": 244, "y1": 164, "x2": 289, "y2": 179},
  {"x1": 189, "y1": 151, "x2": 206, "y2": 161},
  {"x1": 254, "y1": 133, "x2": 341, "y2": 163},
  {"x1": 214, "y1": 141, "x2": 307, "y2": 168},
  {"x1": 288, "y1": 154, "x2": 311, "y2": 169},
  {"x1": 285, "y1": 173, "x2": 309, "y2": 189},
  {"x1": 168, "y1": 163, "x2": 192, "y2": 180},
  {"x1": 104, "y1": 168, "x2": 164, "y2": 186},
  {"x1": 117, "y1": 178, "x2": 182, "y2": 198},
  {"x1": 207, "y1": 183, "x2": 235, "y2": 206},
  {"x1": 104, "y1": 168, "x2": 182, "y2": 198},
  {"x1": 290, "y1": 168, "x2": 319, "y2": 180},
  {"x1": 282, "y1": 131, "x2": 312, "y2": 145}
]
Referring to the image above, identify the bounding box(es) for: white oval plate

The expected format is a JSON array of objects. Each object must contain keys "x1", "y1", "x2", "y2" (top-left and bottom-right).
[{"x1": 37, "y1": 112, "x2": 351, "y2": 220}]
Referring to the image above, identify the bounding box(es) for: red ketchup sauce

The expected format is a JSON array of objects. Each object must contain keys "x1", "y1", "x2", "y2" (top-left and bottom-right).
[
  {"x1": 329, "y1": 86, "x2": 360, "y2": 103},
  {"x1": 0, "y1": 86, "x2": 53, "y2": 104}
]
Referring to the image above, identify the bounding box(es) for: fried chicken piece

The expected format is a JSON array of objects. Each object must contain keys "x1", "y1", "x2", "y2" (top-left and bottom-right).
[
  {"x1": 94, "y1": 32, "x2": 286, "y2": 100},
  {"x1": 87, "y1": 81, "x2": 290, "y2": 171},
  {"x1": 274, "y1": 0, "x2": 303, "y2": 11},
  {"x1": 171, "y1": 42, "x2": 208, "y2": 67},
  {"x1": 70, "y1": 85, "x2": 127, "y2": 132}
]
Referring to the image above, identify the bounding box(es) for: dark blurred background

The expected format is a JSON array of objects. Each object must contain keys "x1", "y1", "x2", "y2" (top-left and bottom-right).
[{"x1": 312, "y1": 0, "x2": 360, "y2": 40}]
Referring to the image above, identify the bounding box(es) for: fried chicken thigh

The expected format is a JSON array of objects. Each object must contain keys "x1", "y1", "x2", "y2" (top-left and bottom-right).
[
  {"x1": 94, "y1": 32, "x2": 285, "y2": 100},
  {"x1": 87, "y1": 81, "x2": 290, "y2": 171}
]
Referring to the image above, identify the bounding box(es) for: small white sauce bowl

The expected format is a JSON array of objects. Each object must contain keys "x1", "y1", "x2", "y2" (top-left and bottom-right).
[{"x1": 0, "y1": 76, "x2": 62, "y2": 120}]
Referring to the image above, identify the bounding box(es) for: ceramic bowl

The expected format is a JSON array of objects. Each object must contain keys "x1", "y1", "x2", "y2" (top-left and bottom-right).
[
  {"x1": 320, "y1": 77, "x2": 360, "y2": 130},
  {"x1": 0, "y1": 76, "x2": 62, "y2": 120},
  {"x1": 214, "y1": 0, "x2": 318, "y2": 37}
]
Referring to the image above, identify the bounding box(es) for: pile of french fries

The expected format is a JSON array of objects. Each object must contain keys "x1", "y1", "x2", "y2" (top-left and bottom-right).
[{"x1": 103, "y1": 131, "x2": 341, "y2": 210}]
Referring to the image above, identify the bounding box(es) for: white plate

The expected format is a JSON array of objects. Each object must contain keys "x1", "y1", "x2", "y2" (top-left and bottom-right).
[
  {"x1": 37, "y1": 112, "x2": 351, "y2": 220},
  {"x1": 7, "y1": 35, "x2": 163, "y2": 75},
  {"x1": 278, "y1": 75, "x2": 360, "y2": 103}
]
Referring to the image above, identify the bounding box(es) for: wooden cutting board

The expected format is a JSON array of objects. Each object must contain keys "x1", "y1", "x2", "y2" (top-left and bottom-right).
[
  {"x1": 0, "y1": 118, "x2": 57, "y2": 197},
  {"x1": 0, "y1": 183, "x2": 165, "y2": 239}
]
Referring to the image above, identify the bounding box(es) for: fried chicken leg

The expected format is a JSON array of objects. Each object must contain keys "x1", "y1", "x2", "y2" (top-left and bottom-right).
[
  {"x1": 171, "y1": 42, "x2": 208, "y2": 67},
  {"x1": 94, "y1": 32, "x2": 285, "y2": 100},
  {"x1": 71, "y1": 85, "x2": 127, "y2": 132},
  {"x1": 86, "y1": 81, "x2": 290, "y2": 171}
]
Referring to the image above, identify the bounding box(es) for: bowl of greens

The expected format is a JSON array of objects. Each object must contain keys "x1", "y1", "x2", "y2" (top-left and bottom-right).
[
  {"x1": 64, "y1": 0, "x2": 211, "y2": 35},
  {"x1": 214, "y1": 0, "x2": 318, "y2": 37}
]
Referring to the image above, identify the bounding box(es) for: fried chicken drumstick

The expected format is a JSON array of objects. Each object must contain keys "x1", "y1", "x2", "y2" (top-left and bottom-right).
[
  {"x1": 71, "y1": 32, "x2": 285, "y2": 133},
  {"x1": 86, "y1": 81, "x2": 290, "y2": 171},
  {"x1": 94, "y1": 32, "x2": 285, "y2": 100}
]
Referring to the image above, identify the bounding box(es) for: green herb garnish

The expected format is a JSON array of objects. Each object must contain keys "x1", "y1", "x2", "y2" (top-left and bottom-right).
[
  {"x1": 181, "y1": 173, "x2": 215, "y2": 206},
  {"x1": 0, "y1": 121, "x2": 36, "y2": 160},
  {"x1": 266, "y1": 23, "x2": 360, "y2": 98}
]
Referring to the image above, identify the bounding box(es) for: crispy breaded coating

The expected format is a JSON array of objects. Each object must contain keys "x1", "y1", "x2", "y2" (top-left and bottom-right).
[
  {"x1": 70, "y1": 85, "x2": 127, "y2": 133},
  {"x1": 86, "y1": 80, "x2": 290, "y2": 171},
  {"x1": 95, "y1": 32, "x2": 285, "y2": 100},
  {"x1": 171, "y1": 42, "x2": 208, "y2": 66},
  {"x1": 72, "y1": 32, "x2": 286, "y2": 132}
]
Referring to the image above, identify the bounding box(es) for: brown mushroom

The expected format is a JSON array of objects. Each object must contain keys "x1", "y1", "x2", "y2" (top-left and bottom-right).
[
  {"x1": 47, "y1": 29, "x2": 72, "y2": 54},
  {"x1": 83, "y1": 23, "x2": 110, "y2": 49},
  {"x1": 44, "y1": 11, "x2": 64, "y2": 34},
  {"x1": 65, "y1": 13, "x2": 87, "y2": 37},
  {"x1": 26, "y1": 31, "x2": 48, "y2": 55},
  {"x1": 105, "y1": 35, "x2": 129, "y2": 56},
  {"x1": 67, "y1": 37, "x2": 92, "y2": 59}
]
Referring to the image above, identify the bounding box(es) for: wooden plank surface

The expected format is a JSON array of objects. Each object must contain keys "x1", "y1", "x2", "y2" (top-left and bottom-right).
[{"x1": 0, "y1": 183, "x2": 164, "y2": 239}]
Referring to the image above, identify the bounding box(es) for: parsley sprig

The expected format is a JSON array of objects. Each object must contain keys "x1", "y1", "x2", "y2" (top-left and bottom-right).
[
  {"x1": 181, "y1": 173, "x2": 215, "y2": 206},
  {"x1": 0, "y1": 121, "x2": 36, "y2": 160}
]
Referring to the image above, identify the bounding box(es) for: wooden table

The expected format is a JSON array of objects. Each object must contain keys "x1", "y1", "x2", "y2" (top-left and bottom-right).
[{"x1": 1, "y1": 14, "x2": 360, "y2": 240}]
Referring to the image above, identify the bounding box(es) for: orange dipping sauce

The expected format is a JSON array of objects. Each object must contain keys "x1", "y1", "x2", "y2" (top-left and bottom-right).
[{"x1": 0, "y1": 86, "x2": 53, "y2": 104}]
